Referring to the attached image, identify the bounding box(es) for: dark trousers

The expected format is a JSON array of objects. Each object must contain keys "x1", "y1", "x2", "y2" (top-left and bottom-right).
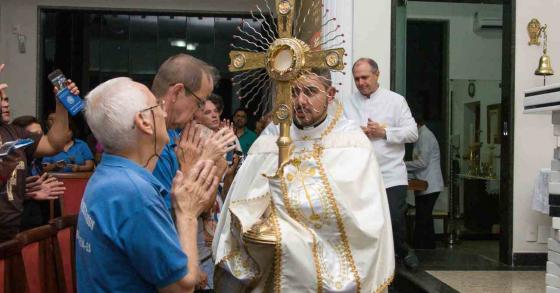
[
  {"x1": 414, "y1": 192, "x2": 440, "y2": 249},
  {"x1": 386, "y1": 185, "x2": 410, "y2": 258}
]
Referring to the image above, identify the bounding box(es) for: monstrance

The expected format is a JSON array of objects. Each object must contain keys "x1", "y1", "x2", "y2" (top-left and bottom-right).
[{"x1": 228, "y1": 0, "x2": 345, "y2": 244}]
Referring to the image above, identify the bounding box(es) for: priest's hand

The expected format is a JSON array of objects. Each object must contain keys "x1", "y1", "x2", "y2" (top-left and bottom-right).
[
  {"x1": 171, "y1": 160, "x2": 219, "y2": 219},
  {"x1": 199, "y1": 127, "x2": 237, "y2": 162},
  {"x1": 175, "y1": 123, "x2": 203, "y2": 175}
]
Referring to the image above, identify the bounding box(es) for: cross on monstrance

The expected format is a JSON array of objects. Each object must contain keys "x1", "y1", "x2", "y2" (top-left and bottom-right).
[{"x1": 229, "y1": 0, "x2": 345, "y2": 170}]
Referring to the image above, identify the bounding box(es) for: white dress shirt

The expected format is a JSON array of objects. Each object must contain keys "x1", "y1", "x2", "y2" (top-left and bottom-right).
[
  {"x1": 406, "y1": 125, "x2": 444, "y2": 195},
  {"x1": 344, "y1": 87, "x2": 418, "y2": 188}
]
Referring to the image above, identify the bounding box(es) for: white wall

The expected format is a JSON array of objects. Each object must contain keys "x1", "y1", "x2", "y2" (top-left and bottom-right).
[
  {"x1": 0, "y1": 0, "x2": 261, "y2": 119},
  {"x1": 407, "y1": 2, "x2": 503, "y2": 81},
  {"x1": 513, "y1": 0, "x2": 560, "y2": 253},
  {"x1": 353, "y1": 0, "x2": 391, "y2": 89}
]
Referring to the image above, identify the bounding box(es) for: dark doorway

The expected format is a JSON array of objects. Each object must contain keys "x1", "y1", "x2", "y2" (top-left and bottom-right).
[{"x1": 406, "y1": 20, "x2": 448, "y2": 155}]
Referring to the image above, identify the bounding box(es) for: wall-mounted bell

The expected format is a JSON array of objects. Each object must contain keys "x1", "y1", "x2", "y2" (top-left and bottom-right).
[
  {"x1": 530, "y1": 22, "x2": 554, "y2": 85},
  {"x1": 535, "y1": 51, "x2": 554, "y2": 76}
]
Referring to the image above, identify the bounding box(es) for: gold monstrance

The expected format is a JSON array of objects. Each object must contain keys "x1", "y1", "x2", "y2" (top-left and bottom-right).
[
  {"x1": 228, "y1": 0, "x2": 345, "y2": 245},
  {"x1": 229, "y1": 0, "x2": 344, "y2": 169}
]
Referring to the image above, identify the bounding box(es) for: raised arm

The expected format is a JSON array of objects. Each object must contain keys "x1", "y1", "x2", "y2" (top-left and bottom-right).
[{"x1": 35, "y1": 81, "x2": 80, "y2": 158}]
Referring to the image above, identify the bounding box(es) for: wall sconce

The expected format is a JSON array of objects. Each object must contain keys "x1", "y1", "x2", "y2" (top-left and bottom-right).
[{"x1": 528, "y1": 19, "x2": 554, "y2": 85}]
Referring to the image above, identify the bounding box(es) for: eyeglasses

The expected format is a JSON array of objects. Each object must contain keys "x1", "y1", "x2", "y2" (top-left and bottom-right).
[
  {"x1": 170, "y1": 82, "x2": 207, "y2": 109},
  {"x1": 132, "y1": 100, "x2": 164, "y2": 129},
  {"x1": 139, "y1": 100, "x2": 165, "y2": 113}
]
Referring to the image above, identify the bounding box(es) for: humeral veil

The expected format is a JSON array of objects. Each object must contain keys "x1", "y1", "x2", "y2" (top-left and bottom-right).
[{"x1": 213, "y1": 103, "x2": 395, "y2": 292}]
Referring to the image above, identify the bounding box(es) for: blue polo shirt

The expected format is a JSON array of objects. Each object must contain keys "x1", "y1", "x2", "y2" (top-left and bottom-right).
[
  {"x1": 42, "y1": 139, "x2": 94, "y2": 172},
  {"x1": 153, "y1": 129, "x2": 180, "y2": 209},
  {"x1": 76, "y1": 153, "x2": 188, "y2": 292}
]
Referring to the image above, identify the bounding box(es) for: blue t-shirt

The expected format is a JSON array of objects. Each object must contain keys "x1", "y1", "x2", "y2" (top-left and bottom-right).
[
  {"x1": 153, "y1": 129, "x2": 180, "y2": 209},
  {"x1": 76, "y1": 154, "x2": 188, "y2": 292},
  {"x1": 42, "y1": 139, "x2": 94, "y2": 172}
]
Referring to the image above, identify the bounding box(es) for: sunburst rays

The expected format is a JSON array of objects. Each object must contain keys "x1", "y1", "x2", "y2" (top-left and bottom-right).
[{"x1": 230, "y1": 0, "x2": 346, "y2": 116}]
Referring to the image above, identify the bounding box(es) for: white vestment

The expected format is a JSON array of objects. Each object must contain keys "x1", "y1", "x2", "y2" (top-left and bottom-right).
[{"x1": 212, "y1": 104, "x2": 395, "y2": 292}]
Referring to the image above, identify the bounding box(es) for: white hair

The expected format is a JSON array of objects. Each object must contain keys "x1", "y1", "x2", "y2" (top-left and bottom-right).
[{"x1": 84, "y1": 77, "x2": 148, "y2": 153}]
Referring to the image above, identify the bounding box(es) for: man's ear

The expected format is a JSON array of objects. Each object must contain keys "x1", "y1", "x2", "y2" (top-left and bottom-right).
[
  {"x1": 326, "y1": 86, "x2": 336, "y2": 104},
  {"x1": 167, "y1": 83, "x2": 183, "y2": 103},
  {"x1": 133, "y1": 112, "x2": 153, "y2": 135}
]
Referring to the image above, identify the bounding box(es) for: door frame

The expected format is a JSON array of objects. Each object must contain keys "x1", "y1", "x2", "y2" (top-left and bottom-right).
[{"x1": 390, "y1": 0, "x2": 515, "y2": 265}]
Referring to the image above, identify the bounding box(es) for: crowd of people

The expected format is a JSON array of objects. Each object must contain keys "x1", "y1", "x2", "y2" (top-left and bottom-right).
[{"x1": 0, "y1": 53, "x2": 445, "y2": 292}]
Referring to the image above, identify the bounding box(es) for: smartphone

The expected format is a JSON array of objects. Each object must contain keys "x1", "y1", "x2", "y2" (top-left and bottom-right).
[{"x1": 48, "y1": 69, "x2": 84, "y2": 116}]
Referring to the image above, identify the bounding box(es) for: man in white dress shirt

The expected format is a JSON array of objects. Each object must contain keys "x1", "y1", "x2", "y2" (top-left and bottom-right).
[
  {"x1": 345, "y1": 58, "x2": 419, "y2": 268},
  {"x1": 406, "y1": 113, "x2": 444, "y2": 249}
]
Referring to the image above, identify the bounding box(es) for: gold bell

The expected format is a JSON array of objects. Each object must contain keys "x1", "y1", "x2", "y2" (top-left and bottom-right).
[{"x1": 535, "y1": 51, "x2": 554, "y2": 76}]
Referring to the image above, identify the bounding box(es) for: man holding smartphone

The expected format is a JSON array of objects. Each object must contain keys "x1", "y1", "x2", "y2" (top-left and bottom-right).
[{"x1": 0, "y1": 63, "x2": 73, "y2": 241}]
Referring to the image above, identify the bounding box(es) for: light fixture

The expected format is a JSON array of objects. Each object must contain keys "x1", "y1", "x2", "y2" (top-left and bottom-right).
[
  {"x1": 170, "y1": 39, "x2": 186, "y2": 48},
  {"x1": 185, "y1": 43, "x2": 197, "y2": 51}
]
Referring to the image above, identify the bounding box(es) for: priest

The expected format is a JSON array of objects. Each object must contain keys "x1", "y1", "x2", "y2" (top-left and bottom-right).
[{"x1": 212, "y1": 68, "x2": 395, "y2": 292}]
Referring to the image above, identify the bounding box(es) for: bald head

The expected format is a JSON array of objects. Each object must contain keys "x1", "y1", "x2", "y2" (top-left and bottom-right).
[{"x1": 151, "y1": 53, "x2": 214, "y2": 99}]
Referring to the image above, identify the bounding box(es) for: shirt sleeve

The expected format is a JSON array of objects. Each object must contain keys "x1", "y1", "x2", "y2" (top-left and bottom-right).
[
  {"x1": 119, "y1": 203, "x2": 188, "y2": 288},
  {"x1": 385, "y1": 98, "x2": 418, "y2": 144},
  {"x1": 13, "y1": 125, "x2": 41, "y2": 164},
  {"x1": 406, "y1": 132, "x2": 430, "y2": 171}
]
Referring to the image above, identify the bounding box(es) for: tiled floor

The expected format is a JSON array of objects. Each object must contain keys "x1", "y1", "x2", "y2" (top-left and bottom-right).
[
  {"x1": 426, "y1": 271, "x2": 545, "y2": 292},
  {"x1": 394, "y1": 240, "x2": 546, "y2": 292},
  {"x1": 416, "y1": 240, "x2": 505, "y2": 271}
]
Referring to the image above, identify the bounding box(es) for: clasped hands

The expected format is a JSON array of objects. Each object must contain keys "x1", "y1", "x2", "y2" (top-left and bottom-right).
[
  {"x1": 172, "y1": 122, "x2": 237, "y2": 212},
  {"x1": 361, "y1": 118, "x2": 387, "y2": 139}
]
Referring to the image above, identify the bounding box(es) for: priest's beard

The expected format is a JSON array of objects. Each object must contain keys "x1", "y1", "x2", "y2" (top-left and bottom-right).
[{"x1": 294, "y1": 99, "x2": 328, "y2": 129}]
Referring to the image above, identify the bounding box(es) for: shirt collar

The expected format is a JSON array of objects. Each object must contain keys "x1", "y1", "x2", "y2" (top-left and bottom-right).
[
  {"x1": 291, "y1": 113, "x2": 332, "y2": 141},
  {"x1": 359, "y1": 87, "x2": 382, "y2": 100},
  {"x1": 100, "y1": 153, "x2": 169, "y2": 197}
]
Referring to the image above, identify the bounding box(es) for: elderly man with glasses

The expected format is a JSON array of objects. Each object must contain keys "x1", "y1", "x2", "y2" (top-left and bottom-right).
[
  {"x1": 77, "y1": 77, "x2": 219, "y2": 292},
  {"x1": 150, "y1": 54, "x2": 236, "y2": 210}
]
